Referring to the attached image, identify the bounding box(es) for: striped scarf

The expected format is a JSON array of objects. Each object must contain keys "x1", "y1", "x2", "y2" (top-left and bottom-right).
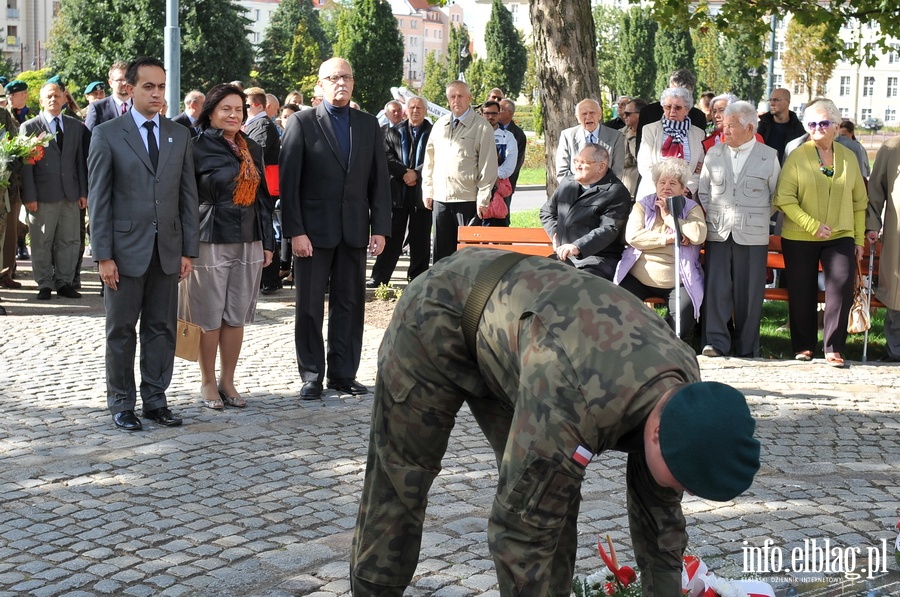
[{"x1": 661, "y1": 118, "x2": 690, "y2": 158}]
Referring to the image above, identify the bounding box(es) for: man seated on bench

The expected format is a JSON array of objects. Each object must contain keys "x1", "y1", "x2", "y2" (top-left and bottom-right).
[{"x1": 539, "y1": 144, "x2": 632, "y2": 280}]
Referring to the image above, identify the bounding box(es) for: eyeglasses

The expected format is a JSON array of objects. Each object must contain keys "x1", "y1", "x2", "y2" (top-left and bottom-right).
[
  {"x1": 662, "y1": 104, "x2": 686, "y2": 112},
  {"x1": 806, "y1": 120, "x2": 832, "y2": 130},
  {"x1": 622, "y1": 111, "x2": 637, "y2": 117},
  {"x1": 322, "y1": 74, "x2": 354, "y2": 84}
]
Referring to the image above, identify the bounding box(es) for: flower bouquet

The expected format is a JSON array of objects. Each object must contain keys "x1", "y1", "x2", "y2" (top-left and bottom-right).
[
  {"x1": 0, "y1": 131, "x2": 54, "y2": 189},
  {"x1": 575, "y1": 540, "x2": 775, "y2": 597}
]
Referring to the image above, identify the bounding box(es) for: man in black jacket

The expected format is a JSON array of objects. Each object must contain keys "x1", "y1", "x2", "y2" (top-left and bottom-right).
[
  {"x1": 539, "y1": 144, "x2": 632, "y2": 281},
  {"x1": 369, "y1": 96, "x2": 433, "y2": 287},
  {"x1": 756, "y1": 87, "x2": 806, "y2": 163}
]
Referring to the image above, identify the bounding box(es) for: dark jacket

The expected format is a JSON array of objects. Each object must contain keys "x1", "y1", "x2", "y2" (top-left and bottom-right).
[
  {"x1": 504, "y1": 120, "x2": 527, "y2": 190},
  {"x1": 539, "y1": 170, "x2": 633, "y2": 267},
  {"x1": 192, "y1": 128, "x2": 274, "y2": 251},
  {"x1": 243, "y1": 113, "x2": 280, "y2": 166},
  {"x1": 757, "y1": 110, "x2": 806, "y2": 162},
  {"x1": 384, "y1": 118, "x2": 432, "y2": 209}
]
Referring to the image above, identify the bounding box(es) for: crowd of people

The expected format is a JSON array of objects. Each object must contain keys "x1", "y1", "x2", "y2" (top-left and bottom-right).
[{"x1": 0, "y1": 58, "x2": 899, "y2": 429}]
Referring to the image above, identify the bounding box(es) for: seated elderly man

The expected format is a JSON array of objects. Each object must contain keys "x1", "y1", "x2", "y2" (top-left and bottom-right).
[
  {"x1": 698, "y1": 101, "x2": 781, "y2": 358},
  {"x1": 540, "y1": 144, "x2": 632, "y2": 280},
  {"x1": 556, "y1": 98, "x2": 625, "y2": 182}
]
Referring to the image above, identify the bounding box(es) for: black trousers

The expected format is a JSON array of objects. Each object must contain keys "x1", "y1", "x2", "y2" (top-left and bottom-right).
[
  {"x1": 618, "y1": 273, "x2": 695, "y2": 339},
  {"x1": 432, "y1": 200, "x2": 476, "y2": 265},
  {"x1": 293, "y1": 239, "x2": 366, "y2": 383},
  {"x1": 371, "y1": 204, "x2": 432, "y2": 285},
  {"x1": 781, "y1": 236, "x2": 855, "y2": 354}
]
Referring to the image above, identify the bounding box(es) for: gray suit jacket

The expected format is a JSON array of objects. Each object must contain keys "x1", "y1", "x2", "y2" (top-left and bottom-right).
[
  {"x1": 698, "y1": 141, "x2": 780, "y2": 245},
  {"x1": 87, "y1": 113, "x2": 199, "y2": 277},
  {"x1": 555, "y1": 124, "x2": 625, "y2": 182},
  {"x1": 21, "y1": 114, "x2": 88, "y2": 204}
]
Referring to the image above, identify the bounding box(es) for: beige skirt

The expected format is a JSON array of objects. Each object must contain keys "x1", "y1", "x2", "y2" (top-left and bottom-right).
[{"x1": 179, "y1": 241, "x2": 264, "y2": 331}]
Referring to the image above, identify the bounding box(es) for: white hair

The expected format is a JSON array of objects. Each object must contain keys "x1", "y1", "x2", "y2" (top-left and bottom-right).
[{"x1": 724, "y1": 101, "x2": 759, "y2": 131}]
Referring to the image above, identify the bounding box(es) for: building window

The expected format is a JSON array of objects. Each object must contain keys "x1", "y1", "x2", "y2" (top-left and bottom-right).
[
  {"x1": 861, "y1": 108, "x2": 872, "y2": 121},
  {"x1": 888, "y1": 77, "x2": 898, "y2": 98},
  {"x1": 774, "y1": 41, "x2": 784, "y2": 61},
  {"x1": 793, "y1": 82, "x2": 802, "y2": 95},
  {"x1": 773, "y1": 74, "x2": 783, "y2": 87},
  {"x1": 840, "y1": 76, "x2": 850, "y2": 96},
  {"x1": 890, "y1": 43, "x2": 900, "y2": 64},
  {"x1": 863, "y1": 76, "x2": 874, "y2": 97},
  {"x1": 409, "y1": 36, "x2": 419, "y2": 47},
  {"x1": 886, "y1": 108, "x2": 897, "y2": 122},
  {"x1": 410, "y1": 19, "x2": 417, "y2": 29},
  {"x1": 398, "y1": 18, "x2": 403, "y2": 27},
  {"x1": 436, "y1": 30, "x2": 442, "y2": 39},
  {"x1": 839, "y1": 107, "x2": 849, "y2": 118}
]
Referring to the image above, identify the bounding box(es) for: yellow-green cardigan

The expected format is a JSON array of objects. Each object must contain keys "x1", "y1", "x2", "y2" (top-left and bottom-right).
[{"x1": 773, "y1": 140, "x2": 867, "y2": 245}]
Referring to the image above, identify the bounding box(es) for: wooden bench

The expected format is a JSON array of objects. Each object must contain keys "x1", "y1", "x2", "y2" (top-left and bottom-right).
[{"x1": 457, "y1": 226, "x2": 885, "y2": 309}]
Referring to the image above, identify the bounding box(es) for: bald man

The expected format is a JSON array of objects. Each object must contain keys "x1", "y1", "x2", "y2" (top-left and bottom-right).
[{"x1": 556, "y1": 98, "x2": 625, "y2": 182}]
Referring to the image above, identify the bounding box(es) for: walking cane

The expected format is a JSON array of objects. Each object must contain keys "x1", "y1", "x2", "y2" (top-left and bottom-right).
[
  {"x1": 667, "y1": 195, "x2": 686, "y2": 338},
  {"x1": 863, "y1": 244, "x2": 875, "y2": 363}
]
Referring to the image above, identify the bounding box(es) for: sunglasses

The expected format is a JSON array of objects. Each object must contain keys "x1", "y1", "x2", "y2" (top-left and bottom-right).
[
  {"x1": 622, "y1": 111, "x2": 637, "y2": 116},
  {"x1": 806, "y1": 120, "x2": 832, "y2": 130}
]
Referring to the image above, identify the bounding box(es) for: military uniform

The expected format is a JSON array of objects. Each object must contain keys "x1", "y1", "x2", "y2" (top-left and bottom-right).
[{"x1": 351, "y1": 248, "x2": 702, "y2": 596}]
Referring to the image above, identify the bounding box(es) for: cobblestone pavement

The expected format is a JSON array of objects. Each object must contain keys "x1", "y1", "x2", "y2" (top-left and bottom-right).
[{"x1": 1, "y1": 258, "x2": 899, "y2": 596}]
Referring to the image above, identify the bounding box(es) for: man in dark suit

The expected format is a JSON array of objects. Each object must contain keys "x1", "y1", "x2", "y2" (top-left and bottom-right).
[
  {"x1": 368, "y1": 95, "x2": 432, "y2": 287},
  {"x1": 84, "y1": 61, "x2": 132, "y2": 131},
  {"x1": 280, "y1": 57, "x2": 391, "y2": 400},
  {"x1": 87, "y1": 56, "x2": 199, "y2": 431},
  {"x1": 172, "y1": 89, "x2": 204, "y2": 133},
  {"x1": 244, "y1": 86, "x2": 282, "y2": 294},
  {"x1": 21, "y1": 82, "x2": 89, "y2": 300}
]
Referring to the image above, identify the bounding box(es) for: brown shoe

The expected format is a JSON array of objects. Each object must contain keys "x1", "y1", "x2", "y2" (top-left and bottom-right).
[{"x1": 0, "y1": 274, "x2": 22, "y2": 289}]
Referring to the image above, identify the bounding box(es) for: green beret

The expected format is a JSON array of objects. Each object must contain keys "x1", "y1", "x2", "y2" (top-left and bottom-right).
[
  {"x1": 84, "y1": 81, "x2": 105, "y2": 94},
  {"x1": 5, "y1": 80, "x2": 27, "y2": 94},
  {"x1": 46, "y1": 75, "x2": 64, "y2": 86},
  {"x1": 659, "y1": 382, "x2": 760, "y2": 501},
  {"x1": 0, "y1": 76, "x2": 8, "y2": 88}
]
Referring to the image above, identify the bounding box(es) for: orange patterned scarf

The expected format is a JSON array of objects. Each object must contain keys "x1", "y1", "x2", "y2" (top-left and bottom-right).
[{"x1": 228, "y1": 134, "x2": 260, "y2": 207}]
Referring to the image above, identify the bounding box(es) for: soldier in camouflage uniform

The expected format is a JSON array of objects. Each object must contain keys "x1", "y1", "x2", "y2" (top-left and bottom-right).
[{"x1": 351, "y1": 248, "x2": 760, "y2": 596}]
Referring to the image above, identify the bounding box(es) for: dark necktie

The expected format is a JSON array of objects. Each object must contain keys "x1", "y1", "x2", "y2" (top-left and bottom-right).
[
  {"x1": 453, "y1": 118, "x2": 460, "y2": 130},
  {"x1": 143, "y1": 121, "x2": 158, "y2": 171},
  {"x1": 121, "y1": 102, "x2": 128, "y2": 115},
  {"x1": 53, "y1": 117, "x2": 63, "y2": 151}
]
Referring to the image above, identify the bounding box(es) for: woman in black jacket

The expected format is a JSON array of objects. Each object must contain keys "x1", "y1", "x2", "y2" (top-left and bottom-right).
[{"x1": 182, "y1": 83, "x2": 274, "y2": 410}]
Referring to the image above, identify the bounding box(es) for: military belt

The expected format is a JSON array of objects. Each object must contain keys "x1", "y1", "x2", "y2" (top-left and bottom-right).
[{"x1": 461, "y1": 251, "x2": 530, "y2": 357}]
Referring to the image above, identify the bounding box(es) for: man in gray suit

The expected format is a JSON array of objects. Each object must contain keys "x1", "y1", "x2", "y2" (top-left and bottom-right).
[
  {"x1": 21, "y1": 82, "x2": 89, "y2": 301},
  {"x1": 556, "y1": 98, "x2": 625, "y2": 182},
  {"x1": 87, "y1": 56, "x2": 199, "y2": 431},
  {"x1": 84, "y1": 61, "x2": 132, "y2": 132},
  {"x1": 698, "y1": 101, "x2": 780, "y2": 358}
]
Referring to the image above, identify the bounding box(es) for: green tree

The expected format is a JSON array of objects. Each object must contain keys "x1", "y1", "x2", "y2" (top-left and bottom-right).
[
  {"x1": 464, "y1": 57, "x2": 503, "y2": 104},
  {"x1": 319, "y1": 0, "x2": 346, "y2": 50},
  {"x1": 721, "y1": 29, "x2": 767, "y2": 106},
  {"x1": 521, "y1": 44, "x2": 538, "y2": 105},
  {"x1": 335, "y1": 0, "x2": 404, "y2": 112},
  {"x1": 615, "y1": 7, "x2": 657, "y2": 101},
  {"x1": 11, "y1": 68, "x2": 52, "y2": 114},
  {"x1": 645, "y1": 0, "x2": 897, "y2": 66},
  {"x1": 47, "y1": 0, "x2": 253, "y2": 95},
  {"x1": 782, "y1": 18, "x2": 841, "y2": 101},
  {"x1": 593, "y1": 5, "x2": 623, "y2": 101},
  {"x1": 448, "y1": 25, "x2": 472, "y2": 80},
  {"x1": 692, "y1": 25, "x2": 729, "y2": 95},
  {"x1": 484, "y1": 0, "x2": 527, "y2": 98},
  {"x1": 421, "y1": 51, "x2": 452, "y2": 107},
  {"x1": 654, "y1": 24, "x2": 695, "y2": 95},
  {"x1": 256, "y1": 0, "x2": 330, "y2": 101}
]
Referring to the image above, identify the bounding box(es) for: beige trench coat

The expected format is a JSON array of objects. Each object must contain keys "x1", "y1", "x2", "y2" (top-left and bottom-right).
[{"x1": 866, "y1": 136, "x2": 900, "y2": 310}]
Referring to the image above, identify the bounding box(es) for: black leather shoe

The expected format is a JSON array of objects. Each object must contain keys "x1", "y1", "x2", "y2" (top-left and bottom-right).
[
  {"x1": 57, "y1": 284, "x2": 82, "y2": 299},
  {"x1": 113, "y1": 410, "x2": 143, "y2": 431},
  {"x1": 37, "y1": 287, "x2": 52, "y2": 300},
  {"x1": 300, "y1": 381, "x2": 323, "y2": 400},
  {"x1": 326, "y1": 378, "x2": 369, "y2": 395},
  {"x1": 143, "y1": 406, "x2": 183, "y2": 427},
  {"x1": 365, "y1": 279, "x2": 380, "y2": 289},
  {"x1": 260, "y1": 284, "x2": 281, "y2": 295},
  {"x1": 878, "y1": 354, "x2": 900, "y2": 363},
  {"x1": 0, "y1": 304, "x2": 6, "y2": 316}
]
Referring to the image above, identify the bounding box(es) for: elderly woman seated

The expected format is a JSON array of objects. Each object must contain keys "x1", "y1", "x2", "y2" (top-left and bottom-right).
[{"x1": 614, "y1": 157, "x2": 707, "y2": 338}]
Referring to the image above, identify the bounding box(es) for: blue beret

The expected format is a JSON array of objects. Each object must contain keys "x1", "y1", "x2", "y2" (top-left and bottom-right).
[
  {"x1": 659, "y1": 382, "x2": 761, "y2": 501},
  {"x1": 84, "y1": 81, "x2": 105, "y2": 94}
]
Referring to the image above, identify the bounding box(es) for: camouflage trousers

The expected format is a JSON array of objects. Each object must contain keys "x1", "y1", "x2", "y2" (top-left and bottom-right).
[{"x1": 350, "y1": 297, "x2": 589, "y2": 596}]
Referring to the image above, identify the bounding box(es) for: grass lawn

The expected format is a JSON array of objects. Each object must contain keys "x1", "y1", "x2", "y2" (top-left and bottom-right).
[{"x1": 516, "y1": 168, "x2": 547, "y2": 186}]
